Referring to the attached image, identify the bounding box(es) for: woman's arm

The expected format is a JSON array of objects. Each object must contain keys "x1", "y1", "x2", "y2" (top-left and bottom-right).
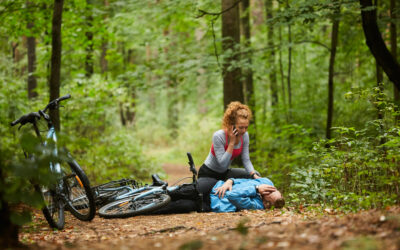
[
  {"x1": 241, "y1": 133, "x2": 257, "y2": 176},
  {"x1": 212, "y1": 130, "x2": 235, "y2": 170}
]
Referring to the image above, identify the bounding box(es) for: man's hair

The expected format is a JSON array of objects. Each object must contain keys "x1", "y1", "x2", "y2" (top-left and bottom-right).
[{"x1": 264, "y1": 197, "x2": 285, "y2": 209}]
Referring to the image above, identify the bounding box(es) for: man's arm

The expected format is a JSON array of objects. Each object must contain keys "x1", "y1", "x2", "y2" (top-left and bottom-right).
[
  {"x1": 225, "y1": 185, "x2": 264, "y2": 210},
  {"x1": 214, "y1": 179, "x2": 234, "y2": 198}
]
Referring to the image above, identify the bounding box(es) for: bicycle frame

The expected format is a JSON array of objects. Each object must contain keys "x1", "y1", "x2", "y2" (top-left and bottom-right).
[
  {"x1": 45, "y1": 126, "x2": 62, "y2": 175},
  {"x1": 98, "y1": 184, "x2": 178, "y2": 202}
]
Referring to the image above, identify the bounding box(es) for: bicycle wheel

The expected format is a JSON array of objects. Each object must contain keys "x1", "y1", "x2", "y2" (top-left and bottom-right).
[
  {"x1": 99, "y1": 193, "x2": 171, "y2": 218},
  {"x1": 35, "y1": 185, "x2": 65, "y2": 230},
  {"x1": 62, "y1": 159, "x2": 96, "y2": 221}
]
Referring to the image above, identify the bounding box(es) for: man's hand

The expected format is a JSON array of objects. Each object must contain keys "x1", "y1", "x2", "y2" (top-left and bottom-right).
[
  {"x1": 257, "y1": 184, "x2": 276, "y2": 196},
  {"x1": 215, "y1": 179, "x2": 233, "y2": 199}
]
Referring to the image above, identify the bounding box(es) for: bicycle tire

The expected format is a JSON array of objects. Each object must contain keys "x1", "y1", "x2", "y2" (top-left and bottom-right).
[
  {"x1": 98, "y1": 193, "x2": 171, "y2": 218},
  {"x1": 35, "y1": 185, "x2": 65, "y2": 230},
  {"x1": 62, "y1": 159, "x2": 96, "y2": 221}
]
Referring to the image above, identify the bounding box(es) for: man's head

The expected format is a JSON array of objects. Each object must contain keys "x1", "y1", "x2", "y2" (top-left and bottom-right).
[{"x1": 261, "y1": 190, "x2": 285, "y2": 209}]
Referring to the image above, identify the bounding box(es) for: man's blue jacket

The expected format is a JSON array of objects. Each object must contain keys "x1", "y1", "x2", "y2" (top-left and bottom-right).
[{"x1": 210, "y1": 178, "x2": 274, "y2": 213}]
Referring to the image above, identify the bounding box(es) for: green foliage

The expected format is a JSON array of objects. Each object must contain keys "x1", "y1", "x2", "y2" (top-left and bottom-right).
[
  {"x1": 0, "y1": 0, "x2": 399, "y2": 224},
  {"x1": 0, "y1": 131, "x2": 62, "y2": 227},
  {"x1": 287, "y1": 87, "x2": 400, "y2": 211}
]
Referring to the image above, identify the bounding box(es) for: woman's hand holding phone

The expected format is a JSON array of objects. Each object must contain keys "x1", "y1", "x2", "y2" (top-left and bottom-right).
[
  {"x1": 228, "y1": 124, "x2": 238, "y2": 144},
  {"x1": 233, "y1": 125, "x2": 238, "y2": 137}
]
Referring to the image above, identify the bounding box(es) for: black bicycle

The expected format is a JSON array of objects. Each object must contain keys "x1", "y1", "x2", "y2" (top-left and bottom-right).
[
  {"x1": 98, "y1": 153, "x2": 199, "y2": 218},
  {"x1": 10, "y1": 94, "x2": 96, "y2": 229}
]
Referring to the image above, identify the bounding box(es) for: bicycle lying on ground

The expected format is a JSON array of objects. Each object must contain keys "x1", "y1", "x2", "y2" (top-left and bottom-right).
[
  {"x1": 97, "y1": 152, "x2": 200, "y2": 218},
  {"x1": 10, "y1": 94, "x2": 96, "y2": 229}
]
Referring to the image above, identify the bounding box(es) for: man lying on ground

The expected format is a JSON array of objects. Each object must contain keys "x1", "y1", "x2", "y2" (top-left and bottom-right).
[
  {"x1": 152, "y1": 177, "x2": 284, "y2": 214},
  {"x1": 211, "y1": 177, "x2": 285, "y2": 212}
]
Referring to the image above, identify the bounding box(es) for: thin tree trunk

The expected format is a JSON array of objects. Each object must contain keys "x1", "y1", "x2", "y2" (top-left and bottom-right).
[
  {"x1": 49, "y1": 0, "x2": 64, "y2": 131},
  {"x1": 12, "y1": 42, "x2": 23, "y2": 77},
  {"x1": 240, "y1": 0, "x2": 254, "y2": 109},
  {"x1": 265, "y1": 0, "x2": 278, "y2": 107},
  {"x1": 43, "y1": 3, "x2": 51, "y2": 86},
  {"x1": 376, "y1": 60, "x2": 384, "y2": 119},
  {"x1": 85, "y1": 0, "x2": 94, "y2": 77},
  {"x1": 390, "y1": 0, "x2": 399, "y2": 102},
  {"x1": 240, "y1": 0, "x2": 256, "y2": 151},
  {"x1": 286, "y1": 0, "x2": 292, "y2": 116},
  {"x1": 279, "y1": 25, "x2": 288, "y2": 121},
  {"x1": 222, "y1": 0, "x2": 244, "y2": 108},
  {"x1": 26, "y1": 0, "x2": 38, "y2": 99},
  {"x1": 360, "y1": 0, "x2": 400, "y2": 90},
  {"x1": 326, "y1": 3, "x2": 340, "y2": 140},
  {"x1": 99, "y1": 0, "x2": 109, "y2": 75}
]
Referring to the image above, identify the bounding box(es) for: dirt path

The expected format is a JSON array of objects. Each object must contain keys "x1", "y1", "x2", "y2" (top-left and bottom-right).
[
  {"x1": 20, "y1": 165, "x2": 400, "y2": 249},
  {"x1": 162, "y1": 163, "x2": 193, "y2": 186}
]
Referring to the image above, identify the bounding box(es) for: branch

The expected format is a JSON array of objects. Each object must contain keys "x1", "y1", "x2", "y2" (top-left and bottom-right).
[{"x1": 196, "y1": 0, "x2": 243, "y2": 18}]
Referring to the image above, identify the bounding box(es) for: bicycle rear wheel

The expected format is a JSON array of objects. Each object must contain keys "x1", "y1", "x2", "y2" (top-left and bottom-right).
[
  {"x1": 62, "y1": 159, "x2": 96, "y2": 221},
  {"x1": 35, "y1": 185, "x2": 65, "y2": 230},
  {"x1": 99, "y1": 193, "x2": 171, "y2": 218}
]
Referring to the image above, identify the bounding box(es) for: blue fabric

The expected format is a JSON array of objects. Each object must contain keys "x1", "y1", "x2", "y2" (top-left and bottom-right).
[{"x1": 210, "y1": 178, "x2": 274, "y2": 213}]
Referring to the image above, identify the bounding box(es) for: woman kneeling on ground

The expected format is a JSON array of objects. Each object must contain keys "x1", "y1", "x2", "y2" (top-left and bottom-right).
[{"x1": 197, "y1": 101, "x2": 261, "y2": 211}]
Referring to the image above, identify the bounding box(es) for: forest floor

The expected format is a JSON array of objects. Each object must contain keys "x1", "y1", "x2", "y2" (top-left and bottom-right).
[{"x1": 20, "y1": 164, "x2": 400, "y2": 250}]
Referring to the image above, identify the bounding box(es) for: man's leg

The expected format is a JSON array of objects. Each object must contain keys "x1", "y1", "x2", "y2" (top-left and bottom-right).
[{"x1": 150, "y1": 199, "x2": 198, "y2": 215}]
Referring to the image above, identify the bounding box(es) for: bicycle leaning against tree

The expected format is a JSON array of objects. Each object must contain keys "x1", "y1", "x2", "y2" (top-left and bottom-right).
[{"x1": 10, "y1": 94, "x2": 96, "y2": 230}]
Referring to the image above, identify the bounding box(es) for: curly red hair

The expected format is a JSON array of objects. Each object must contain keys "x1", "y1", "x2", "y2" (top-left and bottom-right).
[{"x1": 222, "y1": 102, "x2": 253, "y2": 129}]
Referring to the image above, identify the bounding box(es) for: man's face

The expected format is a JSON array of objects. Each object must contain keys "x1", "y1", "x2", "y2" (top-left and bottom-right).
[{"x1": 262, "y1": 190, "x2": 282, "y2": 208}]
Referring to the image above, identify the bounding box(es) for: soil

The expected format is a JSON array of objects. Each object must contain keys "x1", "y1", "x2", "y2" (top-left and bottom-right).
[{"x1": 19, "y1": 164, "x2": 400, "y2": 250}]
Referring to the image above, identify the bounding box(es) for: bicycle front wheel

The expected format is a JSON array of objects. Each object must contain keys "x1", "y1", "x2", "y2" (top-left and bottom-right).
[
  {"x1": 99, "y1": 193, "x2": 171, "y2": 218},
  {"x1": 35, "y1": 185, "x2": 65, "y2": 230},
  {"x1": 62, "y1": 159, "x2": 96, "y2": 221}
]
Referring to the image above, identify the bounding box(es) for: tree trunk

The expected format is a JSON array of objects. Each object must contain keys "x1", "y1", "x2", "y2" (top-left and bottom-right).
[
  {"x1": 359, "y1": 0, "x2": 400, "y2": 90},
  {"x1": 49, "y1": 0, "x2": 64, "y2": 131},
  {"x1": 376, "y1": 60, "x2": 384, "y2": 119},
  {"x1": 286, "y1": 0, "x2": 292, "y2": 115},
  {"x1": 326, "y1": 3, "x2": 340, "y2": 140},
  {"x1": 0, "y1": 200, "x2": 19, "y2": 247},
  {"x1": 167, "y1": 78, "x2": 179, "y2": 138},
  {"x1": 26, "y1": 0, "x2": 38, "y2": 99},
  {"x1": 265, "y1": 0, "x2": 278, "y2": 107},
  {"x1": 390, "y1": 0, "x2": 399, "y2": 102},
  {"x1": 240, "y1": 0, "x2": 254, "y2": 109},
  {"x1": 278, "y1": 25, "x2": 287, "y2": 121},
  {"x1": 100, "y1": 1, "x2": 109, "y2": 75},
  {"x1": 12, "y1": 42, "x2": 24, "y2": 77},
  {"x1": 0, "y1": 165, "x2": 20, "y2": 247},
  {"x1": 240, "y1": 0, "x2": 256, "y2": 151},
  {"x1": 222, "y1": 0, "x2": 244, "y2": 108},
  {"x1": 85, "y1": 0, "x2": 94, "y2": 77}
]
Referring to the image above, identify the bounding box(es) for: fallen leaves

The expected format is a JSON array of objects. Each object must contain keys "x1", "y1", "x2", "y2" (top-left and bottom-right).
[{"x1": 19, "y1": 206, "x2": 400, "y2": 250}]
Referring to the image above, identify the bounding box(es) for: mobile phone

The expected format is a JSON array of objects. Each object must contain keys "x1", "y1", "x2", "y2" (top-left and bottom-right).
[{"x1": 233, "y1": 125, "x2": 238, "y2": 136}]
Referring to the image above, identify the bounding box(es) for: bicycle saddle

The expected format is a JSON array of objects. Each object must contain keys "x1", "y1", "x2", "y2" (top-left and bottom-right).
[{"x1": 151, "y1": 174, "x2": 168, "y2": 186}]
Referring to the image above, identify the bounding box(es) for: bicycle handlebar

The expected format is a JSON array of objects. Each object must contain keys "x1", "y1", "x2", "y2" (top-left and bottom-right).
[
  {"x1": 187, "y1": 152, "x2": 197, "y2": 176},
  {"x1": 10, "y1": 112, "x2": 40, "y2": 127},
  {"x1": 43, "y1": 94, "x2": 71, "y2": 112},
  {"x1": 10, "y1": 94, "x2": 71, "y2": 127}
]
